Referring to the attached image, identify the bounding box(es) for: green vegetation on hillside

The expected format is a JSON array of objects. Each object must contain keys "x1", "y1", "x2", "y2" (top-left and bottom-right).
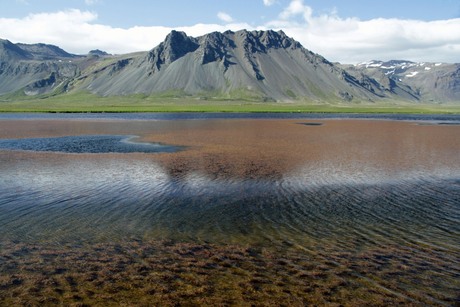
[{"x1": 0, "y1": 92, "x2": 459, "y2": 114}]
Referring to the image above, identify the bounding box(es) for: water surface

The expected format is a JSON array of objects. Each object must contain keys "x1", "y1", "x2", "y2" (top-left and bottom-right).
[
  {"x1": 0, "y1": 114, "x2": 459, "y2": 305},
  {"x1": 0, "y1": 135, "x2": 180, "y2": 153}
]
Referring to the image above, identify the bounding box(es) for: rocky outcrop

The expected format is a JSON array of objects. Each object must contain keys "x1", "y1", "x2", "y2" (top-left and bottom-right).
[
  {"x1": 88, "y1": 49, "x2": 110, "y2": 57},
  {"x1": 198, "y1": 31, "x2": 236, "y2": 66},
  {"x1": 147, "y1": 31, "x2": 199, "y2": 71}
]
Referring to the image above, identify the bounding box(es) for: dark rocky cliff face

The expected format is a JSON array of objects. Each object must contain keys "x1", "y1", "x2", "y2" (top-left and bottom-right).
[
  {"x1": 198, "y1": 31, "x2": 236, "y2": 65},
  {"x1": 147, "y1": 31, "x2": 199, "y2": 71},
  {"x1": 239, "y1": 30, "x2": 301, "y2": 53},
  {"x1": 146, "y1": 30, "x2": 301, "y2": 70}
]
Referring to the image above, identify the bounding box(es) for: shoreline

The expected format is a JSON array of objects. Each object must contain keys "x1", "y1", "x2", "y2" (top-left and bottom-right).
[
  {"x1": 0, "y1": 100, "x2": 459, "y2": 115},
  {"x1": 1, "y1": 112, "x2": 460, "y2": 122},
  {"x1": 1, "y1": 109, "x2": 459, "y2": 114}
]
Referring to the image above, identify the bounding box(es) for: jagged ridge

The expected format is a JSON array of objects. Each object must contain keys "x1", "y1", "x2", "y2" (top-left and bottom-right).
[
  {"x1": 73, "y1": 29, "x2": 390, "y2": 101},
  {"x1": 0, "y1": 30, "x2": 459, "y2": 103}
]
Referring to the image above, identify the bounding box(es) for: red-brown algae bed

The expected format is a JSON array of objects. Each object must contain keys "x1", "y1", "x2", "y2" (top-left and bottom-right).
[
  {"x1": 1, "y1": 240, "x2": 458, "y2": 306},
  {"x1": 0, "y1": 116, "x2": 459, "y2": 305},
  {"x1": 2, "y1": 118, "x2": 460, "y2": 180}
]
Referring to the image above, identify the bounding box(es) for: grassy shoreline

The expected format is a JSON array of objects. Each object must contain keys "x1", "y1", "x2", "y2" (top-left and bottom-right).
[
  {"x1": 1, "y1": 105, "x2": 459, "y2": 114},
  {"x1": 1, "y1": 93, "x2": 459, "y2": 114}
]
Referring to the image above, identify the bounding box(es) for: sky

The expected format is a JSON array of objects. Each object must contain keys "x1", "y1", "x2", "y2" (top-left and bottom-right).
[{"x1": 1, "y1": 0, "x2": 460, "y2": 63}]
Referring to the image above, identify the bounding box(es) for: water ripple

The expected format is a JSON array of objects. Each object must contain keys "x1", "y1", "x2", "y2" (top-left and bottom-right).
[{"x1": 0, "y1": 135, "x2": 182, "y2": 154}]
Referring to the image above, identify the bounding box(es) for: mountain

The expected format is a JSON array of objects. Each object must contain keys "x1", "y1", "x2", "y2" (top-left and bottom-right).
[
  {"x1": 88, "y1": 49, "x2": 110, "y2": 57},
  {"x1": 74, "y1": 29, "x2": 396, "y2": 102},
  {"x1": 16, "y1": 43, "x2": 78, "y2": 60},
  {"x1": 343, "y1": 60, "x2": 460, "y2": 102},
  {"x1": 0, "y1": 39, "x2": 33, "y2": 60},
  {"x1": 0, "y1": 39, "x2": 82, "y2": 96},
  {"x1": 0, "y1": 31, "x2": 459, "y2": 103}
]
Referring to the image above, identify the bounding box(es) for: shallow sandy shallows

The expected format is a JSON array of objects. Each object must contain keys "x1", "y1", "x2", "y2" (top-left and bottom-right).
[
  {"x1": 145, "y1": 119, "x2": 460, "y2": 181},
  {"x1": 1, "y1": 118, "x2": 459, "y2": 180}
]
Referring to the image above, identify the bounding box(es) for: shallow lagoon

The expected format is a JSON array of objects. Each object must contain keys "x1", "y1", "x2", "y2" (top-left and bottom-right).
[{"x1": 0, "y1": 113, "x2": 459, "y2": 305}]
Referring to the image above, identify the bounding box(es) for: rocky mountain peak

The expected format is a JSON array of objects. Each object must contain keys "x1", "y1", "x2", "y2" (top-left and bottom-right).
[
  {"x1": 88, "y1": 49, "x2": 110, "y2": 57},
  {"x1": 147, "y1": 30, "x2": 199, "y2": 71},
  {"x1": 198, "y1": 31, "x2": 236, "y2": 65},
  {"x1": 146, "y1": 29, "x2": 305, "y2": 71},
  {"x1": 233, "y1": 29, "x2": 300, "y2": 54},
  {"x1": 0, "y1": 39, "x2": 32, "y2": 60},
  {"x1": 259, "y1": 30, "x2": 300, "y2": 49},
  {"x1": 163, "y1": 30, "x2": 198, "y2": 56}
]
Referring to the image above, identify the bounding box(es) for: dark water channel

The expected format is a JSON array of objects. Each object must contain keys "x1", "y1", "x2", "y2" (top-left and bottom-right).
[
  {"x1": 0, "y1": 113, "x2": 459, "y2": 305},
  {"x1": 0, "y1": 135, "x2": 181, "y2": 154}
]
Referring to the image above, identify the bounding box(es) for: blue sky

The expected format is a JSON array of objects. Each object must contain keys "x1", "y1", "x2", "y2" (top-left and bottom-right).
[
  {"x1": 4, "y1": 0, "x2": 459, "y2": 26},
  {"x1": 1, "y1": 0, "x2": 460, "y2": 63}
]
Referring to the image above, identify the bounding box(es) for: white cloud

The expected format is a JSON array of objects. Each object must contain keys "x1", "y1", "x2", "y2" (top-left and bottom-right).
[
  {"x1": 0, "y1": 10, "x2": 249, "y2": 55},
  {"x1": 263, "y1": 0, "x2": 276, "y2": 6},
  {"x1": 85, "y1": 0, "x2": 100, "y2": 5},
  {"x1": 0, "y1": 10, "x2": 160, "y2": 54},
  {"x1": 279, "y1": 0, "x2": 312, "y2": 21},
  {"x1": 217, "y1": 11, "x2": 234, "y2": 23},
  {"x1": 265, "y1": 0, "x2": 460, "y2": 63},
  {"x1": 1, "y1": 3, "x2": 459, "y2": 64}
]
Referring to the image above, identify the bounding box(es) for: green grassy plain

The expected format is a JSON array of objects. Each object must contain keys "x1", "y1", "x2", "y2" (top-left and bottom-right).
[{"x1": 1, "y1": 92, "x2": 459, "y2": 114}]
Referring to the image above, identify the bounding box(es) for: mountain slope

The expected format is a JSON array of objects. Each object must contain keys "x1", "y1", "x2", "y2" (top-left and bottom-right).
[
  {"x1": 72, "y1": 30, "x2": 399, "y2": 102},
  {"x1": 0, "y1": 39, "x2": 84, "y2": 96},
  {"x1": 0, "y1": 39, "x2": 33, "y2": 61},
  {"x1": 347, "y1": 60, "x2": 460, "y2": 102},
  {"x1": 0, "y1": 31, "x2": 459, "y2": 103},
  {"x1": 16, "y1": 43, "x2": 77, "y2": 60}
]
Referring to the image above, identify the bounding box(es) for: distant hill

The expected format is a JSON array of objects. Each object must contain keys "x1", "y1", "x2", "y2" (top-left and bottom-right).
[
  {"x1": 16, "y1": 42, "x2": 78, "y2": 60},
  {"x1": 341, "y1": 60, "x2": 460, "y2": 102},
  {"x1": 88, "y1": 49, "x2": 110, "y2": 57},
  {"x1": 0, "y1": 39, "x2": 82, "y2": 96},
  {"x1": 0, "y1": 31, "x2": 459, "y2": 103}
]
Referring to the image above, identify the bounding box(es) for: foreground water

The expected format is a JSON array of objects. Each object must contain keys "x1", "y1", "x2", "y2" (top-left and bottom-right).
[{"x1": 0, "y1": 113, "x2": 459, "y2": 305}]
